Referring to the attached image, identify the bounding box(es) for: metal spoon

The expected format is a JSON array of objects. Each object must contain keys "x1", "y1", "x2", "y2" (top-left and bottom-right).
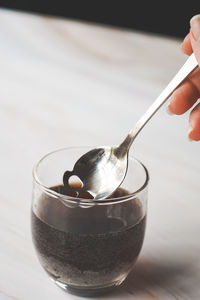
[{"x1": 63, "y1": 53, "x2": 198, "y2": 200}]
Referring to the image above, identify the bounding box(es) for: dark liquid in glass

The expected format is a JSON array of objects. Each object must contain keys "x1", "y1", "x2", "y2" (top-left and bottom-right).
[{"x1": 31, "y1": 184, "x2": 146, "y2": 287}]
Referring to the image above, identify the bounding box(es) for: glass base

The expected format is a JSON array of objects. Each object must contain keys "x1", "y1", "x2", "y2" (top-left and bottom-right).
[{"x1": 50, "y1": 276, "x2": 126, "y2": 297}]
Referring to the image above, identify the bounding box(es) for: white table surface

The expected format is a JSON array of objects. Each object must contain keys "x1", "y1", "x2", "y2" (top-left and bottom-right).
[{"x1": 0, "y1": 8, "x2": 199, "y2": 300}]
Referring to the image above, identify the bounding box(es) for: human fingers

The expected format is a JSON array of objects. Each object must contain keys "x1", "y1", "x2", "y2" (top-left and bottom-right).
[
  {"x1": 167, "y1": 68, "x2": 200, "y2": 115},
  {"x1": 188, "y1": 103, "x2": 200, "y2": 141},
  {"x1": 181, "y1": 32, "x2": 193, "y2": 55}
]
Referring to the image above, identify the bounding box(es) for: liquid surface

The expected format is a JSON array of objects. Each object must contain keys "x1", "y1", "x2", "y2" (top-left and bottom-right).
[{"x1": 31, "y1": 185, "x2": 146, "y2": 287}]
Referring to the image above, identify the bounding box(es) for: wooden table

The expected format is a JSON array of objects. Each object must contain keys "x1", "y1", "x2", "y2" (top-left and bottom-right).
[{"x1": 0, "y1": 8, "x2": 199, "y2": 300}]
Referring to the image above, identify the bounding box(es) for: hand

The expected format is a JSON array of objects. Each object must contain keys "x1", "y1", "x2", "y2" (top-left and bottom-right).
[{"x1": 167, "y1": 15, "x2": 200, "y2": 141}]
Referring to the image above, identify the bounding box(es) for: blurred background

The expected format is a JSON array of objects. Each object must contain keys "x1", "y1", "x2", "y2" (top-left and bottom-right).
[{"x1": 0, "y1": 1, "x2": 199, "y2": 38}]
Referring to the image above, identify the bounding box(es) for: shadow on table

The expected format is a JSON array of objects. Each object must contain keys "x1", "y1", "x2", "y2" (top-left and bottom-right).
[{"x1": 111, "y1": 258, "x2": 194, "y2": 298}]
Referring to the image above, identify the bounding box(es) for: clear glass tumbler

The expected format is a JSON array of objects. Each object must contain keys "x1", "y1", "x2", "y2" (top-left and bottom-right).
[{"x1": 31, "y1": 147, "x2": 149, "y2": 296}]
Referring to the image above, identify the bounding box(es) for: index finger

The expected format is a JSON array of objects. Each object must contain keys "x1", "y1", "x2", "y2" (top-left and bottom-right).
[{"x1": 168, "y1": 67, "x2": 200, "y2": 115}]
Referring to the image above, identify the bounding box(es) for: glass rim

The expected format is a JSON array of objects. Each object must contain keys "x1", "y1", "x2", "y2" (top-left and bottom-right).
[{"x1": 33, "y1": 147, "x2": 149, "y2": 205}]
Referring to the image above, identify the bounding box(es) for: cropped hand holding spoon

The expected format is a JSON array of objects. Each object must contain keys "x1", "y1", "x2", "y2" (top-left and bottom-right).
[{"x1": 63, "y1": 53, "x2": 198, "y2": 200}]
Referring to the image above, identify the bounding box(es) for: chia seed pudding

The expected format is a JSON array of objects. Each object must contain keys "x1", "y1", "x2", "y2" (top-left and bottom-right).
[{"x1": 31, "y1": 184, "x2": 146, "y2": 289}]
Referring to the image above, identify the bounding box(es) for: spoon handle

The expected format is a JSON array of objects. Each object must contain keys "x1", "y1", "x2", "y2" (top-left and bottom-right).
[{"x1": 120, "y1": 53, "x2": 198, "y2": 152}]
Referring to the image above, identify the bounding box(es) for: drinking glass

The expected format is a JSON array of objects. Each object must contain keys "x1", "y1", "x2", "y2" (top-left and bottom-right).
[{"x1": 31, "y1": 147, "x2": 149, "y2": 296}]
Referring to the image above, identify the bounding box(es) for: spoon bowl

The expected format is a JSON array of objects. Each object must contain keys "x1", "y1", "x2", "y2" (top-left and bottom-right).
[{"x1": 63, "y1": 146, "x2": 128, "y2": 199}]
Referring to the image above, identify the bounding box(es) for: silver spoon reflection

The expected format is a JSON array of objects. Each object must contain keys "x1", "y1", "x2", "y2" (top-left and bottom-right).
[{"x1": 63, "y1": 54, "x2": 198, "y2": 200}]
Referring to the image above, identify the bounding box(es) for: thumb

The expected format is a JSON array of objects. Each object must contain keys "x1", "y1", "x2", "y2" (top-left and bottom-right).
[{"x1": 190, "y1": 15, "x2": 200, "y2": 64}]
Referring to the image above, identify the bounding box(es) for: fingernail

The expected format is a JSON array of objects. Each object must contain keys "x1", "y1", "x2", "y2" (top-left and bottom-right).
[
  {"x1": 190, "y1": 15, "x2": 200, "y2": 40},
  {"x1": 187, "y1": 126, "x2": 193, "y2": 141},
  {"x1": 166, "y1": 105, "x2": 174, "y2": 115},
  {"x1": 188, "y1": 136, "x2": 193, "y2": 142}
]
